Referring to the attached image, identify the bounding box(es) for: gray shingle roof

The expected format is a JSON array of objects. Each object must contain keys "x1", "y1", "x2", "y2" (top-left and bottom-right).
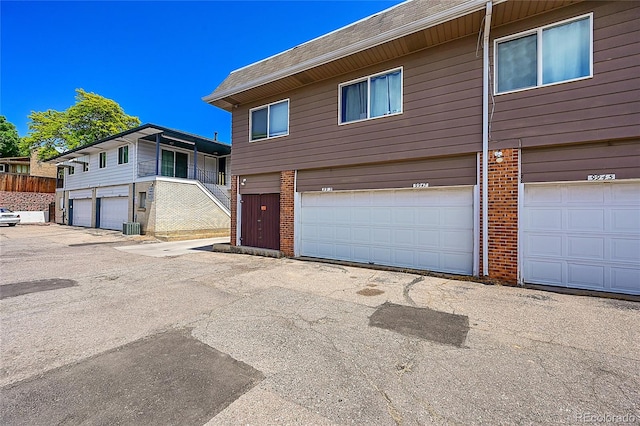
[{"x1": 205, "y1": 0, "x2": 482, "y2": 103}]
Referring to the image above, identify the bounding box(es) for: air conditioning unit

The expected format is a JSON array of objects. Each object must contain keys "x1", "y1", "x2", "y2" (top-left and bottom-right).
[{"x1": 122, "y1": 222, "x2": 141, "y2": 235}]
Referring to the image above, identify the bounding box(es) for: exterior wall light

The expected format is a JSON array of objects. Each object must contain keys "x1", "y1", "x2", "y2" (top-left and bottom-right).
[{"x1": 494, "y1": 150, "x2": 504, "y2": 163}]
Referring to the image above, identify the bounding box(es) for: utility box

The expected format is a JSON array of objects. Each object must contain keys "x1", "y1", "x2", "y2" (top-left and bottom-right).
[{"x1": 123, "y1": 222, "x2": 141, "y2": 235}]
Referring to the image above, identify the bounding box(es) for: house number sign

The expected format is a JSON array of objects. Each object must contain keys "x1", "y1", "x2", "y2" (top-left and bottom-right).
[
  {"x1": 412, "y1": 183, "x2": 429, "y2": 188},
  {"x1": 587, "y1": 174, "x2": 616, "y2": 181},
  {"x1": 321, "y1": 187, "x2": 333, "y2": 192}
]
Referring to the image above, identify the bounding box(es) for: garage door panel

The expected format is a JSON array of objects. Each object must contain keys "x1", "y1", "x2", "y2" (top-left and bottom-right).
[
  {"x1": 612, "y1": 268, "x2": 640, "y2": 291},
  {"x1": 300, "y1": 187, "x2": 474, "y2": 274},
  {"x1": 567, "y1": 209, "x2": 604, "y2": 231},
  {"x1": 567, "y1": 237, "x2": 604, "y2": 259},
  {"x1": 525, "y1": 260, "x2": 563, "y2": 285},
  {"x1": 612, "y1": 184, "x2": 640, "y2": 203},
  {"x1": 611, "y1": 239, "x2": 640, "y2": 262},
  {"x1": 523, "y1": 182, "x2": 640, "y2": 295},
  {"x1": 612, "y1": 209, "x2": 640, "y2": 231},
  {"x1": 567, "y1": 185, "x2": 604, "y2": 203},
  {"x1": 567, "y1": 263, "x2": 605, "y2": 288},
  {"x1": 72, "y1": 199, "x2": 92, "y2": 228},
  {"x1": 372, "y1": 228, "x2": 392, "y2": 244},
  {"x1": 100, "y1": 197, "x2": 128, "y2": 231},
  {"x1": 443, "y1": 253, "x2": 473, "y2": 275},
  {"x1": 528, "y1": 209, "x2": 562, "y2": 230},
  {"x1": 528, "y1": 235, "x2": 562, "y2": 256}
]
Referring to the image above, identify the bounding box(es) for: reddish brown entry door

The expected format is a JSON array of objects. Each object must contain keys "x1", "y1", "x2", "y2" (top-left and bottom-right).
[{"x1": 240, "y1": 193, "x2": 280, "y2": 250}]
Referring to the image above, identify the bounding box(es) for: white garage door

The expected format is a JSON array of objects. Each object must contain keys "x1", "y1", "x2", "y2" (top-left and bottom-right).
[
  {"x1": 71, "y1": 198, "x2": 92, "y2": 228},
  {"x1": 100, "y1": 197, "x2": 129, "y2": 231},
  {"x1": 300, "y1": 187, "x2": 474, "y2": 275},
  {"x1": 522, "y1": 182, "x2": 640, "y2": 295}
]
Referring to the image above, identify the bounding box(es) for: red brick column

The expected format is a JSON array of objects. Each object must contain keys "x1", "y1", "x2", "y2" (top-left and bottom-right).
[
  {"x1": 487, "y1": 148, "x2": 519, "y2": 283},
  {"x1": 280, "y1": 170, "x2": 295, "y2": 256},
  {"x1": 230, "y1": 175, "x2": 238, "y2": 246}
]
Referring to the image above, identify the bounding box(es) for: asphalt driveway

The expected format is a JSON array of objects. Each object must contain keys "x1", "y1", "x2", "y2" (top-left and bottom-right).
[{"x1": 1, "y1": 225, "x2": 638, "y2": 425}]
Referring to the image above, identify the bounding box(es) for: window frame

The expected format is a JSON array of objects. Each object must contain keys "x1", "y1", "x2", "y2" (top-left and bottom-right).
[
  {"x1": 338, "y1": 67, "x2": 404, "y2": 125},
  {"x1": 249, "y1": 98, "x2": 290, "y2": 142},
  {"x1": 99, "y1": 152, "x2": 107, "y2": 169},
  {"x1": 68, "y1": 165, "x2": 75, "y2": 175},
  {"x1": 494, "y1": 13, "x2": 593, "y2": 95},
  {"x1": 118, "y1": 145, "x2": 129, "y2": 165},
  {"x1": 138, "y1": 192, "x2": 147, "y2": 209}
]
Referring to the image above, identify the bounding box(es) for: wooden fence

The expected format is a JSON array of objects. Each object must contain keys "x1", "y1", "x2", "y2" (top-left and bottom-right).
[{"x1": 0, "y1": 173, "x2": 57, "y2": 193}]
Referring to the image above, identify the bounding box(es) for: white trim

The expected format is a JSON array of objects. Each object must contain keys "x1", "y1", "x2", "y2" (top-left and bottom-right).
[
  {"x1": 482, "y1": 1, "x2": 492, "y2": 277},
  {"x1": 249, "y1": 99, "x2": 290, "y2": 142},
  {"x1": 300, "y1": 184, "x2": 474, "y2": 194},
  {"x1": 517, "y1": 152, "x2": 524, "y2": 285},
  {"x1": 494, "y1": 13, "x2": 593, "y2": 95},
  {"x1": 203, "y1": 0, "x2": 504, "y2": 104},
  {"x1": 338, "y1": 67, "x2": 404, "y2": 125}
]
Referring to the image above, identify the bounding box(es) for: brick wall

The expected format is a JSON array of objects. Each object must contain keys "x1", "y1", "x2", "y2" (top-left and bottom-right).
[
  {"x1": 150, "y1": 179, "x2": 230, "y2": 240},
  {"x1": 280, "y1": 170, "x2": 295, "y2": 256},
  {"x1": 230, "y1": 175, "x2": 238, "y2": 246},
  {"x1": 486, "y1": 148, "x2": 519, "y2": 283},
  {"x1": 0, "y1": 191, "x2": 54, "y2": 212}
]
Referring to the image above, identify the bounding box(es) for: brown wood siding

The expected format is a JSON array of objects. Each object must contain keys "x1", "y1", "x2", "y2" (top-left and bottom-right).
[
  {"x1": 0, "y1": 174, "x2": 57, "y2": 193},
  {"x1": 490, "y1": 1, "x2": 640, "y2": 149},
  {"x1": 521, "y1": 140, "x2": 640, "y2": 183},
  {"x1": 297, "y1": 155, "x2": 476, "y2": 192},
  {"x1": 231, "y1": 34, "x2": 483, "y2": 176},
  {"x1": 238, "y1": 173, "x2": 281, "y2": 194}
]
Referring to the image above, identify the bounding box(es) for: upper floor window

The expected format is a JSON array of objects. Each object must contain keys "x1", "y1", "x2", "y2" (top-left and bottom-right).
[
  {"x1": 250, "y1": 99, "x2": 289, "y2": 141},
  {"x1": 339, "y1": 68, "x2": 403, "y2": 124},
  {"x1": 118, "y1": 146, "x2": 129, "y2": 164},
  {"x1": 83, "y1": 162, "x2": 89, "y2": 172},
  {"x1": 68, "y1": 165, "x2": 75, "y2": 175},
  {"x1": 495, "y1": 14, "x2": 592, "y2": 94},
  {"x1": 99, "y1": 152, "x2": 107, "y2": 169}
]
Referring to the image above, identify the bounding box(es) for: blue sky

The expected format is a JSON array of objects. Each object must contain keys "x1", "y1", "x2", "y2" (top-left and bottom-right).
[{"x1": 1, "y1": 0, "x2": 404, "y2": 144}]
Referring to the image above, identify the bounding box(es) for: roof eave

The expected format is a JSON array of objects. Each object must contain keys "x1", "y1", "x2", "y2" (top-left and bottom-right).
[{"x1": 203, "y1": 0, "x2": 498, "y2": 106}]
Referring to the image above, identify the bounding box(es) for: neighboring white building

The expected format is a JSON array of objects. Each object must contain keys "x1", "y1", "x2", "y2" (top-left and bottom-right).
[{"x1": 47, "y1": 124, "x2": 231, "y2": 240}]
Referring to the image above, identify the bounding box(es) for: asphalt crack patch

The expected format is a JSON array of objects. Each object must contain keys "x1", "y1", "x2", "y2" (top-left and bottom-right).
[
  {"x1": 0, "y1": 279, "x2": 77, "y2": 300},
  {"x1": 0, "y1": 329, "x2": 264, "y2": 426},
  {"x1": 369, "y1": 302, "x2": 469, "y2": 347}
]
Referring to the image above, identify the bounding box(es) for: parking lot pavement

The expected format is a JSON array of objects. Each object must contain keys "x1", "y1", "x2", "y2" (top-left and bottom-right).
[{"x1": 1, "y1": 224, "x2": 639, "y2": 425}]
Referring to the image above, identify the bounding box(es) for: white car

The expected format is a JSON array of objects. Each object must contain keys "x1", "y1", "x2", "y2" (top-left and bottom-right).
[{"x1": 0, "y1": 207, "x2": 20, "y2": 226}]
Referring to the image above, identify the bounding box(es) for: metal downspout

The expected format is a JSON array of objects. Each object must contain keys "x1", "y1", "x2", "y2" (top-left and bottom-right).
[
  {"x1": 155, "y1": 133, "x2": 161, "y2": 176},
  {"x1": 482, "y1": 1, "x2": 492, "y2": 276}
]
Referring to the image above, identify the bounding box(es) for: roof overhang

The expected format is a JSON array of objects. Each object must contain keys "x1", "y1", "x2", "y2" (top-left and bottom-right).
[
  {"x1": 203, "y1": 0, "x2": 496, "y2": 109},
  {"x1": 46, "y1": 124, "x2": 230, "y2": 163},
  {"x1": 204, "y1": 0, "x2": 582, "y2": 111}
]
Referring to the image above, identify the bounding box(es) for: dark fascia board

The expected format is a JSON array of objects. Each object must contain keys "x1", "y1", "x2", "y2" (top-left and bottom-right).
[{"x1": 45, "y1": 123, "x2": 230, "y2": 162}]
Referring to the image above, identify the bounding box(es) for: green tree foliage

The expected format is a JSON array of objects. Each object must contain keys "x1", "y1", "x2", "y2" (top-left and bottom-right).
[
  {"x1": 22, "y1": 89, "x2": 141, "y2": 159},
  {"x1": 0, "y1": 116, "x2": 25, "y2": 158}
]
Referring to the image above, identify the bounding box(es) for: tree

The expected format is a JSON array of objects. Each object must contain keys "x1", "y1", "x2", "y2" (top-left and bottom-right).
[
  {"x1": 22, "y1": 89, "x2": 141, "y2": 159},
  {"x1": 0, "y1": 116, "x2": 25, "y2": 158}
]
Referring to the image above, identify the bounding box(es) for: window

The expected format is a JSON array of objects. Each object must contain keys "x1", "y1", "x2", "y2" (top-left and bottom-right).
[
  {"x1": 495, "y1": 14, "x2": 592, "y2": 94},
  {"x1": 138, "y1": 192, "x2": 146, "y2": 209},
  {"x1": 83, "y1": 162, "x2": 89, "y2": 172},
  {"x1": 250, "y1": 99, "x2": 289, "y2": 141},
  {"x1": 99, "y1": 152, "x2": 107, "y2": 168},
  {"x1": 0, "y1": 164, "x2": 5, "y2": 172},
  {"x1": 118, "y1": 146, "x2": 129, "y2": 164},
  {"x1": 339, "y1": 68, "x2": 402, "y2": 124},
  {"x1": 68, "y1": 165, "x2": 75, "y2": 175}
]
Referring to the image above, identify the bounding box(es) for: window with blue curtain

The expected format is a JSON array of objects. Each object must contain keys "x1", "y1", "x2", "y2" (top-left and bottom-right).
[
  {"x1": 250, "y1": 99, "x2": 289, "y2": 141},
  {"x1": 340, "y1": 68, "x2": 402, "y2": 124},
  {"x1": 496, "y1": 15, "x2": 591, "y2": 94}
]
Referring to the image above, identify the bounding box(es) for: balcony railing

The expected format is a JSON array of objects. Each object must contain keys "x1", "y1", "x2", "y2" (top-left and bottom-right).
[{"x1": 137, "y1": 160, "x2": 230, "y2": 210}]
